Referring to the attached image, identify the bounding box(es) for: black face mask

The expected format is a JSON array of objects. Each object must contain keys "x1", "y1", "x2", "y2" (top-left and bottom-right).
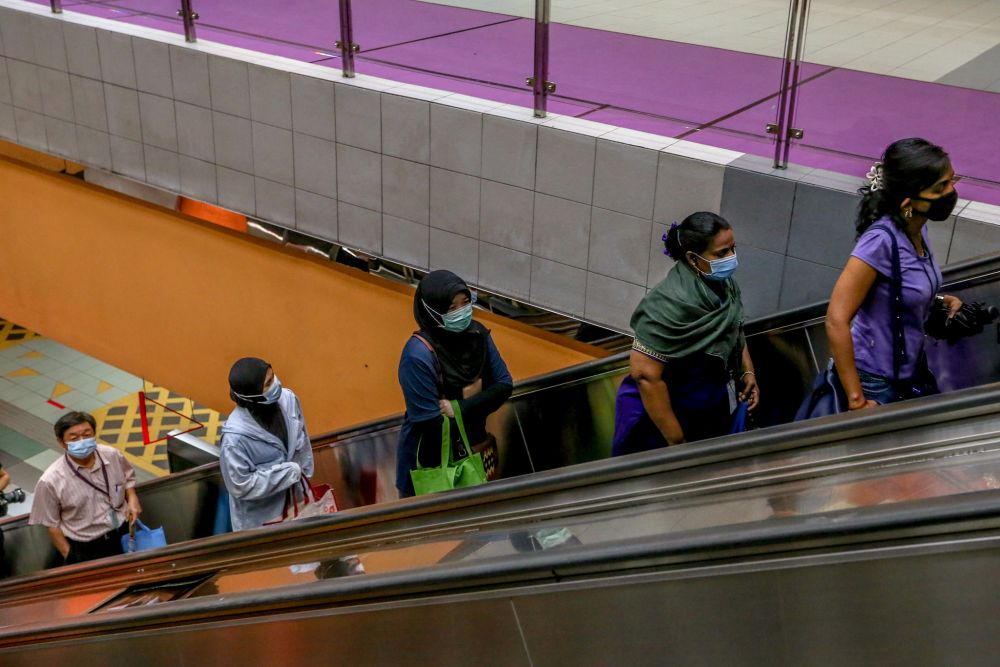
[{"x1": 912, "y1": 189, "x2": 959, "y2": 221}]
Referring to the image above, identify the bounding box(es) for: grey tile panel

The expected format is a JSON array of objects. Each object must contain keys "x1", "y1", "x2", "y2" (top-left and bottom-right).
[
  {"x1": 481, "y1": 116, "x2": 535, "y2": 189},
  {"x1": 588, "y1": 207, "x2": 651, "y2": 286},
  {"x1": 0, "y1": 102, "x2": 14, "y2": 141},
  {"x1": 430, "y1": 104, "x2": 481, "y2": 176},
  {"x1": 381, "y1": 93, "x2": 430, "y2": 164},
  {"x1": 593, "y1": 140, "x2": 657, "y2": 219},
  {"x1": 70, "y1": 74, "x2": 107, "y2": 131},
  {"x1": 251, "y1": 121, "x2": 294, "y2": 186},
  {"x1": 647, "y1": 222, "x2": 675, "y2": 288},
  {"x1": 799, "y1": 167, "x2": 865, "y2": 193},
  {"x1": 786, "y1": 182, "x2": 860, "y2": 268},
  {"x1": 721, "y1": 165, "x2": 796, "y2": 254},
  {"x1": 0, "y1": 58, "x2": 10, "y2": 105},
  {"x1": 383, "y1": 214, "x2": 430, "y2": 269},
  {"x1": 0, "y1": 10, "x2": 36, "y2": 63},
  {"x1": 254, "y1": 177, "x2": 295, "y2": 226},
  {"x1": 109, "y1": 135, "x2": 145, "y2": 180},
  {"x1": 429, "y1": 167, "x2": 480, "y2": 237},
  {"x1": 208, "y1": 55, "x2": 250, "y2": 118},
  {"x1": 532, "y1": 193, "x2": 591, "y2": 269},
  {"x1": 75, "y1": 126, "x2": 111, "y2": 170},
  {"x1": 138, "y1": 92, "x2": 178, "y2": 152},
  {"x1": 178, "y1": 155, "x2": 217, "y2": 203},
  {"x1": 948, "y1": 217, "x2": 1000, "y2": 264},
  {"x1": 337, "y1": 201, "x2": 382, "y2": 254},
  {"x1": 104, "y1": 84, "x2": 141, "y2": 141},
  {"x1": 169, "y1": 46, "x2": 210, "y2": 108},
  {"x1": 653, "y1": 152, "x2": 726, "y2": 225},
  {"x1": 334, "y1": 84, "x2": 380, "y2": 152},
  {"x1": 530, "y1": 256, "x2": 587, "y2": 317},
  {"x1": 293, "y1": 132, "x2": 337, "y2": 199},
  {"x1": 480, "y1": 179, "x2": 533, "y2": 253},
  {"x1": 43, "y1": 116, "x2": 77, "y2": 159},
  {"x1": 479, "y1": 241, "x2": 531, "y2": 300},
  {"x1": 63, "y1": 23, "x2": 102, "y2": 80},
  {"x1": 927, "y1": 215, "x2": 956, "y2": 265},
  {"x1": 535, "y1": 127, "x2": 596, "y2": 205},
  {"x1": 382, "y1": 155, "x2": 429, "y2": 224},
  {"x1": 7, "y1": 60, "x2": 42, "y2": 113},
  {"x1": 13, "y1": 107, "x2": 46, "y2": 151},
  {"x1": 290, "y1": 74, "x2": 335, "y2": 141},
  {"x1": 733, "y1": 244, "x2": 785, "y2": 319},
  {"x1": 937, "y1": 42, "x2": 1000, "y2": 90},
  {"x1": 38, "y1": 67, "x2": 74, "y2": 122},
  {"x1": 728, "y1": 153, "x2": 812, "y2": 182},
  {"x1": 336, "y1": 143, "x2": 382, "y2": 211},
  {"x1": 295, "y1": 189, "x2": 338, "y2": 241},
  {"x1": 217, "y1": 166, "x2": 255, "y2": 214},
  {"x1": 31, "y1": 17, "x2": 67, "y2": 72},
  {"x1": 132, "y1": 39, "x2": 173, "y2": 98},
  {"x1": 585, "y1": 272, "x2": 646, "y2": 332},
  {"x1": 248, "y1": 64, "x2": 292, "y2": 129},
  {"x1": 175, "y1": 100, "x2": 214, "y2": 162},
  {"x1": 430, "y1": 228, "x2": 479, "y2": 282},
  {"x1": 96, "y1": 29, "x2": 135, "y2": 89},
  {"x1": 144, "y1": 145, "x2": 180, "y2": 192},
  {"x1": 777, "y1": 257, "x2": 841, "y2": 311},
  {"x1": 212, "y1": 110, "x2": 253, "y2": 173}
]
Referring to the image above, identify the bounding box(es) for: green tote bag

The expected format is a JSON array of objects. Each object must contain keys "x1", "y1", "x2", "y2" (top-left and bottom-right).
[{"x1": 410, "y1": 400, "x2": 488, "y2": 496}]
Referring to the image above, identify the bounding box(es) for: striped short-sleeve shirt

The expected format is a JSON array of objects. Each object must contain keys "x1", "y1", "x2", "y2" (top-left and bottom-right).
[{"x1": 29, "y1": 444, "x2": 136, "y2": 542}]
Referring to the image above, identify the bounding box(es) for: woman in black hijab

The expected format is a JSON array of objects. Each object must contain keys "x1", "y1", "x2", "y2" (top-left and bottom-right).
[
  {"x1": 396, "y1": 270, "x2": 513, "y2": 496},
  {"x1": 219, "y1": 357, "x2": 315, "y2": 530}
]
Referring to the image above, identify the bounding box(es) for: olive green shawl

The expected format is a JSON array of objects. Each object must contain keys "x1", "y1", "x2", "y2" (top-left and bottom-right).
[{"x1": 631, "y1": 263, "x2": 745, "y2": 363}]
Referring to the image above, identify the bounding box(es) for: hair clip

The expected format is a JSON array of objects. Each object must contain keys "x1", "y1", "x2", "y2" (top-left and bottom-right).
[{"x1": 866, "y1": 161, "x2": 884, "y2": 191}]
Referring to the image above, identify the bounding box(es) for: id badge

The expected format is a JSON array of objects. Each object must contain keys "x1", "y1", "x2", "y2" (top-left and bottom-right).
[
  {"x1": 109, "y1": 507, "x2": 120, "y2": 530},
  {"x1": 727, "y1": 379, "x2": 738, "y2": 414}
]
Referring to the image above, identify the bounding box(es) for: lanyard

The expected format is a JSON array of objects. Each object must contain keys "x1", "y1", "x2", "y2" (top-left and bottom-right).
[{"x1": 65, "y1": 453, "x2": 124, "y2": 510}]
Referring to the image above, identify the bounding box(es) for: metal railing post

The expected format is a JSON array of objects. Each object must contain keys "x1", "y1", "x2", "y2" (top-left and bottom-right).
[
  {"x1": 177, "y1": 0, "x2": 199, "y2": 43},
  {"x1": 335, "y1": 0, "x2": 359, "y2": 78},
  {"x1": 526, "y1": 0, "x2": 556, "y2": 118},
  {"x1": 49, "y1": 0, "x2": 62, "y2": 14},
  {"x1": 768, "y1": 0, "x2": 809, "y2": 169}
]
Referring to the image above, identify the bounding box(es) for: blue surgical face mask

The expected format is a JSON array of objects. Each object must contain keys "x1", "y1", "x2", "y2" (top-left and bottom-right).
[
  {"x1": 695, "y1": 252, "x2": 738, "y2": 281},
  {"x1": 261, "y1": 376, "x2": 282, "y2": 404},
  {"x1": 442, "y1": 303, "x2": 473, "y2": 332},
  {"x1": 66, "y1": 436, "x2": 97, "y2": 459}
]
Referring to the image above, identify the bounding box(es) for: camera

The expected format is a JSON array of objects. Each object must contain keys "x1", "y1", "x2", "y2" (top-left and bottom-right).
[
  {"x1": 0, "y1": 488, "x2": 26, "y2": 518},
  {"x1": 925, "y1": 300, "x2": 1000, "y2": 344}
]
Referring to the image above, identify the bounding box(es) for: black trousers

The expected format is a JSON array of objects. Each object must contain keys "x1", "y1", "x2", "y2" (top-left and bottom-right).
[{"x1": 65, "y1": 524, "x2": 127, "y2": 565}]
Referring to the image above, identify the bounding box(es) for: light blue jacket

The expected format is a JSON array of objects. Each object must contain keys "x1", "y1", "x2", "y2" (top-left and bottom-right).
[{"x1": 219, "y1": 387, "x2": 315, "y2": 531}]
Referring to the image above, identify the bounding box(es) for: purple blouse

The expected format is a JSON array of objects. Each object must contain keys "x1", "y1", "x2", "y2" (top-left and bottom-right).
[{"x1": 850, "y1": 218, "x2": 942, "y2": 380}]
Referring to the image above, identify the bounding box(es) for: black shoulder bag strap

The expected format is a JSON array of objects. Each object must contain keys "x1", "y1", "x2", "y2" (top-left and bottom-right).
[{"x1": 871, "y1": 224, "x2": 905, "y2": 381}]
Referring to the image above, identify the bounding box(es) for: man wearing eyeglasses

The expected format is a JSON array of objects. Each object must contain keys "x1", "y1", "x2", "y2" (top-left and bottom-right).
[{"x1": 29, "y1": 411, "x2": 142, "y2": 565}]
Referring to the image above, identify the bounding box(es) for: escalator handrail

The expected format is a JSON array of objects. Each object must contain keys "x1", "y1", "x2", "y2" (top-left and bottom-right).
[
  {"x1": 3, "y1": 375, "x2": 1000, "y2": 597},
  {"x1": 2, "y1": 487, "x2": 1000, "y2": 647}
]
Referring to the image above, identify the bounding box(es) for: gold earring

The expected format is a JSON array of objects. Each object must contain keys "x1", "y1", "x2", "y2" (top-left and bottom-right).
[{"x1": 903, "y1": 207, "x2": 913, "y2": 220}]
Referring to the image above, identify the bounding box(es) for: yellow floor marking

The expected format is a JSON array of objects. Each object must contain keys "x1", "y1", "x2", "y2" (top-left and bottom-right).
[
  {"x1": 51, "y1": 382, "x2": 73, "y2": 400},
  {"x1": 6, "y1": 367, "x2": 40, "y2": 378}
]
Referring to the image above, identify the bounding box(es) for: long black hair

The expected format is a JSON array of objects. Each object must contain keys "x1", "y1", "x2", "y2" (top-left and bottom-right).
[
  {"x1": 664, "y1": 211, "x2": 732, "y2": 263},
  {"x1": 856, "y1": 138, "x2": 950, "y2": 237}
]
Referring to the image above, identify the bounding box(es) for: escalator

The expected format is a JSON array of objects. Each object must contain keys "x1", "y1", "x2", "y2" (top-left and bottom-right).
[
  {"x1": 1, "y1": 256, "x2": 1000, "y2": 655},
  {"x1": 3, "y1": 391, "x2": 1000, "y2": 663}
]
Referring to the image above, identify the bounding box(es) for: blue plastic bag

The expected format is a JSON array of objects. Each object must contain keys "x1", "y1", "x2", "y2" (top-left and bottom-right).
[
  {"x1": 121, "y1": 519, "x2": 168, "y2": 553},
  {"x1": 730, "y1": 401, "x2": 750, "y2": 434}
]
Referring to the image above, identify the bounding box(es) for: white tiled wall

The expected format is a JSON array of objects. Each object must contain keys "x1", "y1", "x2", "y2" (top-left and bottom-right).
[{"x1": 4, "y1": 0, "x2": 1000, "y2": 335}]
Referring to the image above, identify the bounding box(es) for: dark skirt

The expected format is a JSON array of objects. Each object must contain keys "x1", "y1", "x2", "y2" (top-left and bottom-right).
[{"x1": 612, "y1": 354, "x2": 734, "y2": 456}]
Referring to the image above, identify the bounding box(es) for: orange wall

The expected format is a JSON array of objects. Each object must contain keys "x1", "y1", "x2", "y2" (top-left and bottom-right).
[{"x1": 0, "y1": 157, "x2": 604, "y2": 432}]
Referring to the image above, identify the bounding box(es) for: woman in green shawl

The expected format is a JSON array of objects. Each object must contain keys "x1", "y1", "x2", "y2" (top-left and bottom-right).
[{"x1": 612, "y1": 212, "x2": 760, "y2": 455}]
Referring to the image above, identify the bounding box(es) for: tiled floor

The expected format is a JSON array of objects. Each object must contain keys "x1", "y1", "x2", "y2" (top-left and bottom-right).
[{"x1": 0, "y1": 317, "x2": 225, "y2": 512}]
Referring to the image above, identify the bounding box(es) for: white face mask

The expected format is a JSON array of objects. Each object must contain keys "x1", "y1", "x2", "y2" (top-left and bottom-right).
[{"x1": 261, "y1": 376, "x2": 282, "y2": 404}]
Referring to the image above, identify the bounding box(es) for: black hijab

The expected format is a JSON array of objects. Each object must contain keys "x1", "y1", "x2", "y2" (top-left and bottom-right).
[
  {"x1": 228, "y1": 357, "x2": 288, "y2": 447},
  {"x1": 413, "y1": 270, "x2": 489, "y2": 390}
]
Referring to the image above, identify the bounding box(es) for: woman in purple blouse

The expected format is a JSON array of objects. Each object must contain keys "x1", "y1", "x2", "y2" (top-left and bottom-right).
[{"x1": 827, "y1": 138, "x2": 963, "y2": 409}]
